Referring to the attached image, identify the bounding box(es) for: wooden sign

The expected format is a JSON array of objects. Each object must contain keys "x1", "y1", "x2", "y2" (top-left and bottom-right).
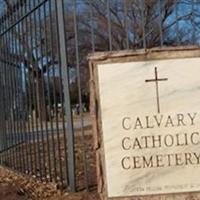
[{"x1": 89, "y1": 47, "x2": 200, "y2": 200}]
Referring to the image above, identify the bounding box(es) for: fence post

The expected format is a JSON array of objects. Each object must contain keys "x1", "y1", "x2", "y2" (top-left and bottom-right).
[{"x1": 56, "y1": 0, "x2": 76, "y2": 192}]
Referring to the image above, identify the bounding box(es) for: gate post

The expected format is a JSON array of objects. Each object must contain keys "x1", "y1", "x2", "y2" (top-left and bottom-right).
[{"x1": 56, "y1": 0, "x2": 76, "y2": 192}]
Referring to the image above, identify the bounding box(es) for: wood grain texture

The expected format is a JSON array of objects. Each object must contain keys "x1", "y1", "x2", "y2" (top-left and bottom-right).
[{"x1": 89, "y1": 47, "x2": 200, "y2": 200}]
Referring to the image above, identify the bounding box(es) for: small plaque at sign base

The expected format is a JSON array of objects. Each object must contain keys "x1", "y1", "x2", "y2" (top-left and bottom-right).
[{"x1": 89, "y1": 47, "x2": 200, "y2": 200}]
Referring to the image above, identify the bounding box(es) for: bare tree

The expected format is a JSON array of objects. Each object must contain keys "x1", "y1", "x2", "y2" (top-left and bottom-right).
[{"x1": 0, "y1": 0, "x2": 199, "y2": 121}]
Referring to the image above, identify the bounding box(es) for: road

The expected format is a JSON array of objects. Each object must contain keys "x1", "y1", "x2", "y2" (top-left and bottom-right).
[{"x1": 1, "y1": 116, "x2": 92, "y2": 151}]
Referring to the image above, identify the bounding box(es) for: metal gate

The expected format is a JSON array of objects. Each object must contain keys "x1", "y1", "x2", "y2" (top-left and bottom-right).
[{"x1": 0, "y1": 0, "x2": 199, "y2": 192}]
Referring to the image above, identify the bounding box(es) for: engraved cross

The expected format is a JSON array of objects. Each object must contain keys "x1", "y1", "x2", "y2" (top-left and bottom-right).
[{"x1": 145, "y1": 67, "x2": 168, "y2": 113}]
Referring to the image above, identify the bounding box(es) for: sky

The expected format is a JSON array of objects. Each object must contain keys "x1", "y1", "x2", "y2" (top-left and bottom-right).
[{"x1": 0, "y1": 0, "x2": 6, "y2": 16}]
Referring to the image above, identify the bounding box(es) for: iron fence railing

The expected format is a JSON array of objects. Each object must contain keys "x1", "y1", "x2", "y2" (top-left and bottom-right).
[{"x1": 0, "y1": 0, "x2": 199, "y2": 192}]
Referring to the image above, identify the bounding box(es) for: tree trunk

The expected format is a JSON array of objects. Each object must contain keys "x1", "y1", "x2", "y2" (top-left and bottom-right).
[{"x1": 36, "y1": 77, "x2": 47, "y2": 122}]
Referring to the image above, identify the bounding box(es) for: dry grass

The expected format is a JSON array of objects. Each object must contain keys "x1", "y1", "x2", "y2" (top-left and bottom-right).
[{"x1": 0, "y1": 165, "x2": 100, "y2": 200}]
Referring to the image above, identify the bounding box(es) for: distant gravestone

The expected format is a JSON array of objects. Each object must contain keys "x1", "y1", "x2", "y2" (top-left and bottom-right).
[{"x1": 89, "y1": 47, "x2": 200, "y2": 200}]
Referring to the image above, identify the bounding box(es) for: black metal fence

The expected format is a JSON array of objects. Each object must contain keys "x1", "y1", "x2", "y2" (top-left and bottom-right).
[{"x1": 0, "y1": 0, "x2": 199, "y2": 192}]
